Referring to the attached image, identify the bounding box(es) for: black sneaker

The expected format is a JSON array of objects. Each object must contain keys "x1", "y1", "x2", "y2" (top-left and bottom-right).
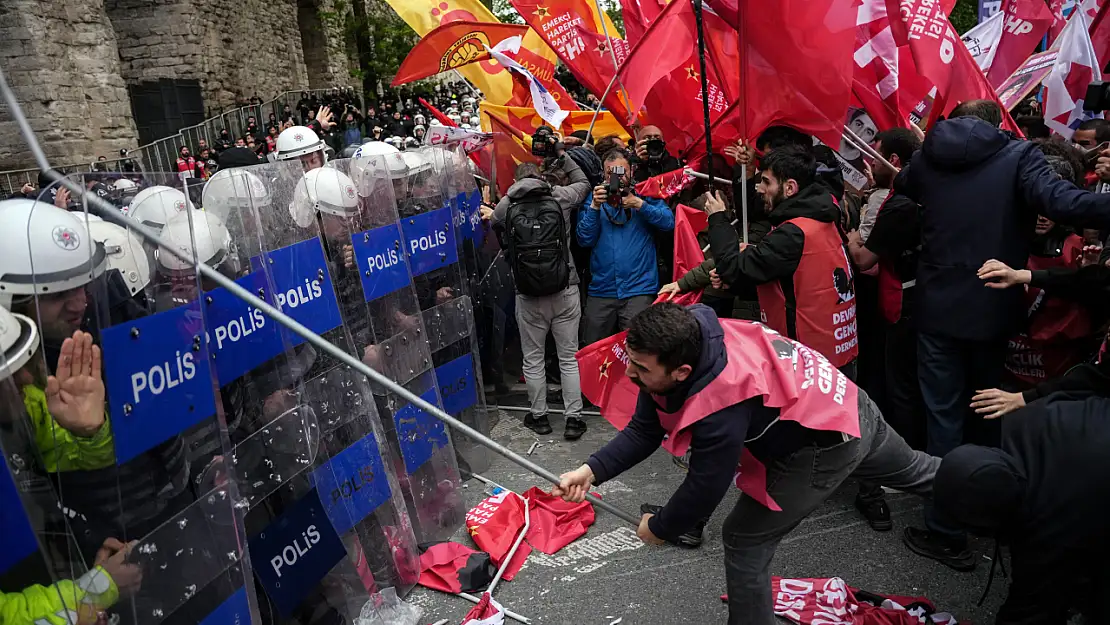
[
  {"x1": 854, "y1": 493, "x2": 893, "y2": 532},
  {"x1": 563, "y1": 417, "x2": 588, "y2": 441},
  {"x1": 903, "y1": 527, "x2": 977, "y2": 572},
  {"x1": 523, "y1": 413, "x2": 553, "y2": 435},
  {"x1": 640, "y1": 504, "x2": 706, "y2": 548}
]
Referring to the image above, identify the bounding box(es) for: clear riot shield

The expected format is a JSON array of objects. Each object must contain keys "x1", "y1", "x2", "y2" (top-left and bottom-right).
[
  {"x1": 0, "y1": 308, "x2": 122, "y2": 625},
  {"x1": 277, "y1": 154, "x2": 464, "y2": 545},
  {"x1": 21, "y1": 175, "x2": 258, "y2": 625},
  {"x1": 206, "y1": 158, "x2": 424, "y2": 612},
  {"x1": 403, "y1": 146, "x2": 493, "y2": 478}
]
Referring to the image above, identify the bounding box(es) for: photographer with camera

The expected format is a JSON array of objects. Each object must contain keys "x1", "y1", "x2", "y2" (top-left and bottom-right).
[
  {"x1": 578, "y1": 149, "x2": 675, "y2": 348},
  {"x1": 632, "y1": 126, "x2": 683, "y2": 183},
  {"x1": 489, "y1": 128, "x2": 593, "y2": 439}
]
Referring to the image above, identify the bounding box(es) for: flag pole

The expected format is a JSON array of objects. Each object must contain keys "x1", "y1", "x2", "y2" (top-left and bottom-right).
[
  {"x1": 0, "y1": 65, "x2": 642, "y2": 529},
  {"x1": 592, "y1": 0, "x2": 637, "y2": 122},
  {"x1": 736, "y1": 0, "x2": 749, "y2": 243},
  {"x1": 692, "y1": 0, "x2": 716, "y2": 190},
  {"x1": 740, "y1": 164, "x2": 749, "y2": 244},
  {"x1": 586, "y1": 71, "x2": 621, "y2": 139}
]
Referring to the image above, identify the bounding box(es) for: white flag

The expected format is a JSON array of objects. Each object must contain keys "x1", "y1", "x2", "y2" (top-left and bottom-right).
[
  {"x1": 485, "y1": 37, "x2": 569, "y2": 129},
  {"x1": 961, "y1": 10, "x2": 1004, "y2": 72},
  {"x1": 1043, "y1": 10, "x2": 1104, "y2": 139}
]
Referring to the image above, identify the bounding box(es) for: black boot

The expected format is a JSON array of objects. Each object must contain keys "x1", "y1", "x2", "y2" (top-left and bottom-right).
[
  {"x1": 854, "y1": 489, "x2": 892, "y2": 532},
  {"x1": 640, "y1": 504, "x2": 706, "y2": 548},
  {"x1": 903, "y1": 527, "x2": 977, "y2": 571},
  {"x1": 523, "y1": 413, "x2": 553, "y2": 435},
  {"x1": 563, "y1": 417, "x2": 588, "y2": 441}
]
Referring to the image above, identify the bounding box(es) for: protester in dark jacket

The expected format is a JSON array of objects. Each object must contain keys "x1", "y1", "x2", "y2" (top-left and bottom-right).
[
  {"x1": 894, "y1": 100, "x2": 1110, "y2": 568},
  {"x1": 933, "y1": 395, "x2": 1110, "y2": 624}
]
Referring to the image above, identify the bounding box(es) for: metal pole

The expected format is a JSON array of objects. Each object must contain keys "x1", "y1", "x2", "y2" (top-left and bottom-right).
[
  {"x1": 0, "y1": 64, "x2": 640, "y2": 529},
  {"x1": 591, "y1": 0, "x2": 636, "y2": 120},
  {"x1": 499, "y1": 405, "x2": 602, "y2": 418},
  {"x1": 684, "y1": 168, "x2": 731, "y2": 186},
  {"x1": 692, "y1": 0, "x2": 716, "y2": 190},
  {"x1": 586, "y1": 71, "x2": 622, "y2": 141},
  {"x1": 842, "y1": 125, "x2": 897, "y2": 173},
  {"x1": 740, "y1": 164, "x2": 749, "y2": 244}
]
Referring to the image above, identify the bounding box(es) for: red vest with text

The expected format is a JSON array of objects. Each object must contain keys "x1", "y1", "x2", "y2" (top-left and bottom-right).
[
  {"x1": 176, "y1": 156, "x2": 195, "y2": 174},
  {"x1": 1005, "y1": 235, "x2": 1092, "y2": 387},
  {"x1": 757, "y1": 217, "x2": 859, "y2": 368},
  {"x1": 653, "y1": 319, "x2": 860, "y2": 511}
]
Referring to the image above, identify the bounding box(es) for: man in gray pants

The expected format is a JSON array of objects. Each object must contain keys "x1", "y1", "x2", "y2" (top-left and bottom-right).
[{"x1": 490, "y1": 152, "x2": 592, "y2": 439}]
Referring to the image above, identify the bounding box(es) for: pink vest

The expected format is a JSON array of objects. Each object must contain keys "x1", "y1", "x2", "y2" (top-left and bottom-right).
[{"x1": 653, "y1": 320, "x2": 860, "y2": 511}]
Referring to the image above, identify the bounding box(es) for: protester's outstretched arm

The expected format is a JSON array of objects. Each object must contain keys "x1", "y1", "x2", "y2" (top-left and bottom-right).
[
  {"x1": 1019, "y1": 147, "x2": 1110, "y2": 229},
  {"x1": 648, "y1": 401, "x2": 752, "y2": 543},
  {"x1": 677, "y1": 258, "x2": 716, "y2": 292},
  {"x1": 584, "y1": 394, "x2": 667, "y2": 484}
]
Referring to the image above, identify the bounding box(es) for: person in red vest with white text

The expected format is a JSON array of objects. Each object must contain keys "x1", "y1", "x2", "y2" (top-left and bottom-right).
[
  {"x1": 552, "y1": 303, "x2": 938, "y2": 625},
  {"x1": 704, "y1": 145, "x2": 887, "y2": 531}
]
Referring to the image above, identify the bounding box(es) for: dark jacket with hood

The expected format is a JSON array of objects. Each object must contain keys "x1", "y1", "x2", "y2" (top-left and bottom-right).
[
  {"x1": 707, "y1": 181, "x2": 844, "y2": 335},
  {"x1": 894, "y1": 116, "x2": 1110, "y2": 342},
  {"x1": 585, "y1": 305, "x2": 841, "y2": 542},
  {"x1": 934, "y1": 395, "x2": 1110, "y2": 624}
]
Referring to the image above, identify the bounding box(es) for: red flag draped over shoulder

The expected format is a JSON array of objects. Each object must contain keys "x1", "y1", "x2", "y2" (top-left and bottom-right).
[{"x1": 392, "y1": 21, "x2": 530, "y2": 86}]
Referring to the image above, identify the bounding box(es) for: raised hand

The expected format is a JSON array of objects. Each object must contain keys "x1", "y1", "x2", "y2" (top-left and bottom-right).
[{"x1": 45, "y1": 332, "x2": 106, "y2": 437}]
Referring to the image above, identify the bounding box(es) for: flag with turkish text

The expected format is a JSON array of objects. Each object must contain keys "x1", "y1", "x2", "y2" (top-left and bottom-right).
[
  {"x1": 465, "y1": 490, "x2": 531, "y2": 581},
  {"x1": 853, "y1": 0, "x2": 937, "y2": 130},
  {"x1": 634, "y1": 169, "x2": 696, "y2": 200},
  {"x1": 392, "y1": 22, "x2": 529, "y2": 86},
  {"x1": 985, "y1": 0, "x2": 1057, "y2": 88}
]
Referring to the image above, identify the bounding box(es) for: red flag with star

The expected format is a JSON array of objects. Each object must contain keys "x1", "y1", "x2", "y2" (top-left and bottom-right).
[{"x1": 511, "y1": 0, "x2": 635, "y2": 127}]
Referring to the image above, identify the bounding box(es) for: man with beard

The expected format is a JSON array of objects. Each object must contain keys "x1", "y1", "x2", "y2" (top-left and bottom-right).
[
  {"x1": 705, "y1": 145, "x2": 886, "y2": 530},
  {"x1": 552, "y1": 303, "x2": 938, "y2": 625}
]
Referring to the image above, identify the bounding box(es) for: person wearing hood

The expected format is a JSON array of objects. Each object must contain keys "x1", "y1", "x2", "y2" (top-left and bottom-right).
[
  {"x1": 932, "y1": 395, "x2": 1110, "y2": 624},
  {"x1": 893, "y1": 99, "x2": 1110, "y2": 569},
  {"x1": 553, "y1": 303, "x2": 939, "y2": 625},
  {"x1": 489, "y1": 153, "x2": 592, "y2": 440}
]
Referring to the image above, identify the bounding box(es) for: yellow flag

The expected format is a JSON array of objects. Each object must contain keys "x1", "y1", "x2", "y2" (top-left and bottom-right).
[
  {"x1": 384, "y1": 0, "x2": 562, "y2": 106},
  {"x1": 479, "y1": 102, "x2": 631, "y2": 148}
]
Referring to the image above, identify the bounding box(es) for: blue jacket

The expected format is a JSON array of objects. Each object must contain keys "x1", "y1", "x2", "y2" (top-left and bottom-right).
[
  {"x1": 895, "y1": 117, "x2": 1110, "y2": 341},
  {"x1": 577, "y1": 193, "x2": 674, "y2": 299}
]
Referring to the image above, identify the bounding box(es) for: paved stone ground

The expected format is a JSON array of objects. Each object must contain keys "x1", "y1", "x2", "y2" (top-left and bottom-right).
[{"x1": 408, "y1": 394, "x2": 1007, "y2": 625}]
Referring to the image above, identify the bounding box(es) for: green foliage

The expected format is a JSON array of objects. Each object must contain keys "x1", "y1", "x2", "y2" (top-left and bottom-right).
[{"x1": 950, "y1": 0, "x2": 979, "y2": 35}]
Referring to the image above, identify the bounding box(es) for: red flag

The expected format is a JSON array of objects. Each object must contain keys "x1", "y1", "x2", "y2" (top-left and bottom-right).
[
  {"x1": 986, "y1": 0, "x2": 1057, "y2": 87},
  {"x1": 886, "y1": 0, "x2": 1020, "y2": 133},
  {"x1": 464, "y1": 491, "x2": 532, "y2": 581},
  {"x1": 421, "y1": 97, "x2": 459, "y2": 128},
  {"x1": 576, "y1": 332, "x2": 638, "y2": 430},
  {"x1": 520, "y1": 487, "x2": 595, "y2": 554},
  {"x1": 393, "y1": 22, "x2": 530, "y2": 86},
  {"x1": 1092, "y1": 1, "x2": 1110, "y2": 72},
  {"x1": 511, "y1": 0, "x2": 635, "y2": 126},
  {"x1": 613, "y1": 0, "x2": 698, "y2": 120},
  {"x1": 633, "y1": 169, "x2": 696, "y2": 200},
  {"x1": 418, "y1": 542, "x2": 496, "y2": 594},
  {"x1": 478, "y1": 109, "x2": 539, "y2": 196},
  {"x1": 460, "y1": 592, "x2": 506, "y2": 624},
  {"x1": 674, "y1": 204, "x2": 708, "y2": 279}
]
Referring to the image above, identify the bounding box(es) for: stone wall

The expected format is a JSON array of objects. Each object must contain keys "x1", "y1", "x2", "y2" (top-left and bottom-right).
[
  {"x1": 0, "y1": 0, "x2": 138, "y2": 171},
  {"x1": 0, "y1": 0, "x2": 361, "y2": 174},
  {"x1": 106, "y1": 0, "x2": 313, "y2": 113}
]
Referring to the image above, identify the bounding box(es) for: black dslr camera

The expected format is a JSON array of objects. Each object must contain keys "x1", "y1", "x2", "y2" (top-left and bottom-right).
[
  {"x1": 531, "y1": 126, "x2": 563, "y2": 158},
  {"x1": 606, "y1": 165, "x2": 630, "y2": 207},
  {"x1": 1085, "y1": 81, "x2": 1110, "y2": 113},
  {"x1": 644, "y1": 137, "x2": 667, "y2": 161}
]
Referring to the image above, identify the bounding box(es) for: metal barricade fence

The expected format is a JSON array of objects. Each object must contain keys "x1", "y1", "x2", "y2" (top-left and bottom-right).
[{"x1": 0, "y1": 88, "x2": 349, "y2": 196}]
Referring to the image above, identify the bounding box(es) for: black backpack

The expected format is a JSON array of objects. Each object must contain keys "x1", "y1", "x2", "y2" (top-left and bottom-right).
[{"x1": 505, "y1": 187, "x2": 570, "y2": 297}]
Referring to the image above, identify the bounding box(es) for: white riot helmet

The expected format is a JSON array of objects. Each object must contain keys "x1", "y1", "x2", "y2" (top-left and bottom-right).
[
  {"x1": 202, "y1": 168, "x2": 271, "y2": 222},
  {"x1": 113, "y1": 178, "x2": 140, "y2": 207},
  {"x1": 273, "y1": 125, "x2": 327, "y2": 167},
  {"x1": 289, "y1": 168, "x2": 361, "y2": 228},
  {"x1": 156, "y1": 211, "x2": 236, "y2": 276},
  {"x1": 0, "y1": 304, "x2": 38, "y2": 377},
  {"x1": 128, "y1": 186, "x2": 193, "y2": 231},
  {"x1": 401, "y1": 151, "x2": 433, "y2": 176},
  {"x1": 351, "y1": 141, "x2": 404, "y2": 191},
  {"x1": 413, "y1": 114, "x2": 427, "y2": 126},
  {"x1": 81, "y1": 214, "x2": 151, "y2": 296},
  {"x1": 0, "y1": 199, "x2": 107, "y2": 303}
]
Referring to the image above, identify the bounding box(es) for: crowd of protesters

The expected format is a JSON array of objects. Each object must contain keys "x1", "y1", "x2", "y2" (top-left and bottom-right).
[{"x1": 470, "y1": 91, "x2": 1110, "y2": 623}]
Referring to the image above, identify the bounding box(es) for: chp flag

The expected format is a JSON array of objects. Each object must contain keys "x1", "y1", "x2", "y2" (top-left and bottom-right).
[{"x1": 1043, "y1": 8, "x2": 1104, "y2": 140}]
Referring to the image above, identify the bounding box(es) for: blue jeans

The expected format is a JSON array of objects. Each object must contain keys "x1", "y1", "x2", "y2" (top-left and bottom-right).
[{"x1": 917, "y1": 331, "x2": 1005, "y2": 539}]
